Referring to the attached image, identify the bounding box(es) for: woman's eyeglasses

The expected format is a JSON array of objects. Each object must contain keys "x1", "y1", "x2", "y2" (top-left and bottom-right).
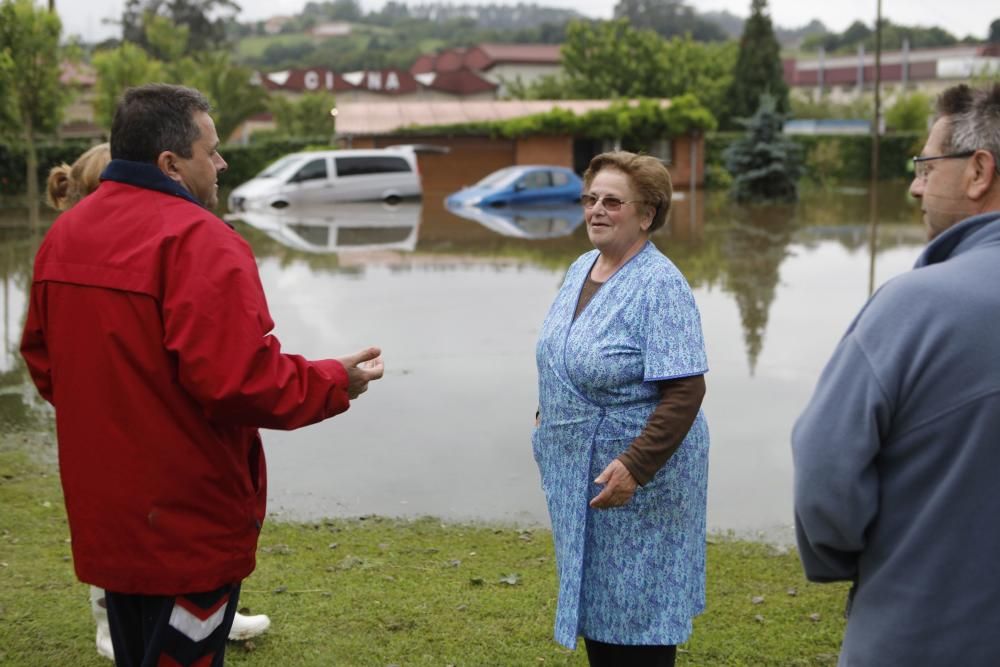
[{"x1": 581, "y1": 193, "x2": 644, "y2": 211}]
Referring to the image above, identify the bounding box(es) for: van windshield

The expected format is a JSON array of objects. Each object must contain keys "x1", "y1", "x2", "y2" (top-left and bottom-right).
[{"x1": 257, "y1": 155, "x2": 304, "y2": 178}]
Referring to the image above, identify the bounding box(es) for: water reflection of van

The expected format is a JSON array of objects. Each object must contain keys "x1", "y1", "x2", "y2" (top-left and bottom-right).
[
  {"x1": 227, "y1": 202, "x2": 421, "y2": 254},
  {"x1": 228, "y1": 148, "x2": 421, "y2": 212}
]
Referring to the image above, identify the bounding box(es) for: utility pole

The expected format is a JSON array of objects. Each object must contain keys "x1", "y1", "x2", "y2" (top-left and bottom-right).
[{"x1": 867, "y1": 0, "x2": 883, "y2": 297}]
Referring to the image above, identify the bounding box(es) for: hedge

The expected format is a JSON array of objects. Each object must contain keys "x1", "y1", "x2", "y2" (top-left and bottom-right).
[{"x1": 707, "y1": 131, "x2": 924, "y2": 182}]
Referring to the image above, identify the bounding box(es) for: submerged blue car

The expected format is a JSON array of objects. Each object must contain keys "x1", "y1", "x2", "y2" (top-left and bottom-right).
[{"x1": 445, "y1": 165, "x2": 583, "y2": 208}]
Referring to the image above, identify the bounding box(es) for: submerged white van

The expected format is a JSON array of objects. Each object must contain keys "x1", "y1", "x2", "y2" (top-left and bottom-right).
[{"x1": 227, "y1": 147, "x2": 421, "y2": 212}]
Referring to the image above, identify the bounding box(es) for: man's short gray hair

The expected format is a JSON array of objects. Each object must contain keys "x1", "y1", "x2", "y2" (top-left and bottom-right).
[{"x1": 935, "y1": 83, "x2": 1000, "y2": 166}]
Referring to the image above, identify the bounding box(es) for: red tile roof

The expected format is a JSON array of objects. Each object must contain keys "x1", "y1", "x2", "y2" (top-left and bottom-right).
[
  {"x1": 420, "y1": 68, "x2": 498, "y2": 95},
  {"x1": 409, "y1": 43, "x2": 562, "y2": 74}
]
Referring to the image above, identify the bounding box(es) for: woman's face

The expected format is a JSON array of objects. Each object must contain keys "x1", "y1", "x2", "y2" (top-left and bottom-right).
[{"x1": 584, "y1": 168, "x2": 652, "y2": 257}]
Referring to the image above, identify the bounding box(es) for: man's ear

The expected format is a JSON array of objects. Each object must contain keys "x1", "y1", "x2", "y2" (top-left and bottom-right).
[
  {"x1": 156, "y1": 151, "x2": 183, "y2": 183},
  {"x1": 966, "y1": 150, "x2": 996, "y2": 200}
]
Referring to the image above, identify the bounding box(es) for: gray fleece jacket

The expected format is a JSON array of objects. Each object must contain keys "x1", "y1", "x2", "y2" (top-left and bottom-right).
[{"x1": 793, "y1": 210, "x2": 1000, "y2": 666}]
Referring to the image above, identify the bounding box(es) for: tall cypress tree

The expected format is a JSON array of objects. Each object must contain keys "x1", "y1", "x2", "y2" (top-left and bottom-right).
[{"x1": 725, "y1": 0, "x2": 789, "y2": 128}]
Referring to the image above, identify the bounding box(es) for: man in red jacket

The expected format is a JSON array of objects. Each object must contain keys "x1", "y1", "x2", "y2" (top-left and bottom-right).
[{"x1": 20, "y1": 83, "x2": 384, "y2": 666}]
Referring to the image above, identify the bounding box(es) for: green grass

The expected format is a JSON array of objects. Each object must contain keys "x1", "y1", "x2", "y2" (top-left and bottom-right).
[{"x1": 0, "y1": 433, "x2": 848, "y2": 666}]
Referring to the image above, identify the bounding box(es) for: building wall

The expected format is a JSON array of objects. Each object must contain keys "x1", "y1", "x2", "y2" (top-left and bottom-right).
[
  {"x1": 367, "y1": 135, "x2": 517, "y2": 196},
  {"x1": 350, "y1": 132, "x2": 705, "y2": 191},
  {"x1": 668, "y1": 135, "x2": 705, "y2": 190},
  {"x1": 515, "y1": 135, "x2": 573, "y2": 168}
]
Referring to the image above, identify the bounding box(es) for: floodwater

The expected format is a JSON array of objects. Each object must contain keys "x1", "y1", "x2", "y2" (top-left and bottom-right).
[{"x1": 0, "y1": 182, "x2": 926, "y2": 542}]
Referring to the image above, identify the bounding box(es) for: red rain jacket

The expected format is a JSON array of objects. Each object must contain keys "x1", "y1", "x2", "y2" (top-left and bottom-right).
[{"x1": 21, "y1": 180, "x2": 351, "y2": 594}]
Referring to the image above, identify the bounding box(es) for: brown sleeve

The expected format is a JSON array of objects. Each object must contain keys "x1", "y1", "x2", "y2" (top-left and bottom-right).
[{"x1": 617, "y1": 374, "x2": 706, "y2": 486}]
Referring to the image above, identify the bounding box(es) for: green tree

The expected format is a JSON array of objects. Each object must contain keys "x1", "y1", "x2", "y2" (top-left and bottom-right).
[
  {"x1": 557, "y1": 19, "x2": 735, "y2": 111},
  {"x1": 143, "y1": 10, "x2": 190, "y2": 61},
  {"x1": 91, "y1": 42, "x2": 164, "y2": 130},
  {"x1": 559, "y1": 20, "x2": 668, "y2": 98},
  {"x1": 885, "y1": 92, "x2": 931, "y2": 132},
  {"x1": 989, "y1": 18, "x2": 1000, "y2": 43},
  {"x1": 185, "y1": 51, "x2": 267, "y2": 142},
  {"x1": 122, "y1": 0, "x2": 239, "y2": 53},
  {"x1": 613, "y1": 0, "x2": 727, "y2": 42},
  {"x1": 0, "y1": 0, "x2": 67, "y2": 228},
  {"x1": 269, "y1": 92, "x2": 336, "y2": 139},
  {"x1": 725, "y1": 0, "x2": 788, "y2": 128},
  {"x1": 724, "y1": 94, "x2": 802, "y2": 202}
]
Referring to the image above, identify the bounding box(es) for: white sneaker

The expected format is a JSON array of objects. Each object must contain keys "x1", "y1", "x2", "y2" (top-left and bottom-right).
[
  {"x1": 95, "y1": 621, "x2": 114, "y2": 661},
  {"x1": 228, "y1": 612, "x2": 271, "y2": 641}
]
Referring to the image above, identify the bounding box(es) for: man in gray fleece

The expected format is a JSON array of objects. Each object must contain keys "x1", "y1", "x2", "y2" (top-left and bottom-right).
[{"x1": 793, "y1": 82, "x2": 1000, "y2": 666}]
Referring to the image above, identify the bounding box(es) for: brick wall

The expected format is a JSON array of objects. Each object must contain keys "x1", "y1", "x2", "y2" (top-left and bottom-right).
[
  {"x1": 514, "y1": 135, "x2": 573, "y2": 168},
  {"x1": 669, "y1": 135, "x2": 705, "y2": 189}
]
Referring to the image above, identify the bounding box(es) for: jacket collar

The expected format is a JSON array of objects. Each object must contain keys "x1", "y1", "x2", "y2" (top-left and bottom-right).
[
  {"x1": 100, "y1": 159, "x2": 205, "y2": 209},
  {"x1": 915, "y1": 210, "x2": 1000, "y2": 268}
]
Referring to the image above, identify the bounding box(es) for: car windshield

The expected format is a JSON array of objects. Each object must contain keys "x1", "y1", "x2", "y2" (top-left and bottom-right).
[
  {"x1": 474, "y1": 167, "x2": 522, "y2": 188},
  {"x1": 257, "y1": 155, "x2": 305, "y2": 178}
]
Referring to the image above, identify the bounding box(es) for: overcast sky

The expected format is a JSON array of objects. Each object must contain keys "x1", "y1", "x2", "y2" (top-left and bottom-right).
[{"x1": 59, "y1": 0, "x2": 998, "y2": 44}]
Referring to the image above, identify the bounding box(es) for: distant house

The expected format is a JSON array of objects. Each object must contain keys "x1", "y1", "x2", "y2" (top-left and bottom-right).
[
  {"x1": 308, "y1": 22, "x2": 352, "y2": 38},
  {"x1": 263, "y1": 15, "x2": 293, "y2": 35},
  {"x1": 410, "y1": 43, "x2": 562, "y2": 97},
  {"x1": 785, "y1": 43, "x2": 1000, "y2": 102},
  {"x1": 58, "y1": 61, "x2": 102, "y2": 140}
]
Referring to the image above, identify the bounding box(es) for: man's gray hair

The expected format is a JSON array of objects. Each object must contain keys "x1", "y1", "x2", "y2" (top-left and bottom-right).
[
  {"x1": 936, "y1": 83, "x2": 1000, "y2": 167},
  {"x1": 110, "y1": 84, "x2": 212, "y2": 163}
]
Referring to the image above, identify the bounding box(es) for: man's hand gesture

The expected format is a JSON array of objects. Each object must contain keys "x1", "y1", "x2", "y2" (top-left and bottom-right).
[{"x1": 337, "y1": 347, "x2": 384, "y2": 399}]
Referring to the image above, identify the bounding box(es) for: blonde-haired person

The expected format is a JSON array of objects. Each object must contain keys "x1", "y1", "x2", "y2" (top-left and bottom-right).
[
  {"x1": 533, "y1": 151, "x2": 708, "y2": 665},
  {"x1": 46, "y1": 143, "x2": 111, "y2": 211},
  {"x1": 46, "y1": 141, "x2": 272, "y2": 661}
]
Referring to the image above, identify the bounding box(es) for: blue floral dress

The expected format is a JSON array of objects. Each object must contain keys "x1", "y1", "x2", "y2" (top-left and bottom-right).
[{"x1": 533, "y1": 241, "x2": 710, "y2": 648}]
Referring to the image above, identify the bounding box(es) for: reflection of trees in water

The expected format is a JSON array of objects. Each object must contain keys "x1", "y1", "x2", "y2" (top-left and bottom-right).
[
  {"x1": 0, "y1": 227, "x2": 52, "y2": 431},
  {"x1": 233, "y1": 185, "x2": 925, "y2": 374},
  {"x1": 719, "y1": 205, "x2": 798, "y2": 374}
]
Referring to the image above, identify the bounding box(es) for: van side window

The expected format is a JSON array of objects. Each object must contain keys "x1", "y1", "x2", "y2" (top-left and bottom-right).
[
  {"x1": 551, "y1": 171, "x2": 570, "y2": 186},
  {"x1": 336, "y1": 156, "x2": 413, "y2": 177},
  {"x1": 290, "y1": 158, "x2": 328, "y2": 183}
]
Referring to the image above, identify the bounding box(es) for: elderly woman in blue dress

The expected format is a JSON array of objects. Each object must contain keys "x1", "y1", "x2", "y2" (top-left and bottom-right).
[{"x1": 533, "y1": 151, "x2": 709, "y2": 666}]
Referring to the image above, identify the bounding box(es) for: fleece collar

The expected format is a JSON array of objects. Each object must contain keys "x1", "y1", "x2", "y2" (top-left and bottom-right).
[{"x1": 915, "y1": 210, "x2": 1000, "y2": 268}]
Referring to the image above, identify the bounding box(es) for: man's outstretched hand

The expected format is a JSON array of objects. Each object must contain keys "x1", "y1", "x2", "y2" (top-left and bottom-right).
[{"x1": 337, "y1": 347, "x2": 384, "y2": 399}]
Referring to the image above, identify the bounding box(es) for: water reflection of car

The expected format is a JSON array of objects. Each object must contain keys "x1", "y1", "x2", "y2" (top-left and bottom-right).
[
  {"x1": 445, "y1": 200, "x2": 584, "y2": 239},
  {"x1": 227, "y1": 147, "x2": 421, "y2": 212},
  {"x1": 226, "y1": 202, "x2": 421, "y2": 254},
  {"x1": 445, "y1": 165, "x2": 583, "y2": 208}
]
